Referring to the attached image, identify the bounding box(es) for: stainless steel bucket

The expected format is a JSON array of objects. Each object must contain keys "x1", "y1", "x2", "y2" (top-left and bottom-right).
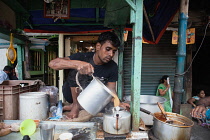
[
  {"x1": 153, "y1": 112, "x2": 194, "y2": 140},
  {"x1": 76, "y1": 73, "x2": 113, "y2": 116},
  {"x1": 124, "y1": 95, "x2": 166, "y2": 125},
  {"x1": 140, "y1": 108, "x2": 194, "y2": 140}
]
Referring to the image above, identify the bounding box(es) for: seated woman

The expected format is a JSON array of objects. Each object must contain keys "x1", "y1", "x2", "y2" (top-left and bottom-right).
[
  {"x1": 187, "y1": 89, "x2": 205, "y2": 108},
  {"x1": 191, "y1": 93, "x2": 210, "y2": 126},
  {"x1": 191, "y1": 96, "x2": 210, "y2": 119},
  {"x1": 156, "y1": 75, "x2": 173, "y2": 112}
]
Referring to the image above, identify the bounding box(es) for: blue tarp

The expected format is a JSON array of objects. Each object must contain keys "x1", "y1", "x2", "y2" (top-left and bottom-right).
[
  {"x1": 24, "y1": 0, "x2": 180, "y2": 44},
  {"x1": 143, "y1": 0, "x2": 180, "y2": 44},
  {"x1": 24, "y1": 8, "x2": 112, "y2": 33}
]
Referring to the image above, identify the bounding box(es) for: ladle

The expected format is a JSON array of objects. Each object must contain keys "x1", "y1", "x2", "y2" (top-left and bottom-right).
[
  {"x1": 157, "y1": 102, "x2": 186, "y2": 125},
  {"x1": 157, "y1": 102, "x2": 168, "y2": 120},
  {"x1": 157, "y1": 102, "x2": 174, "y2": 124}
]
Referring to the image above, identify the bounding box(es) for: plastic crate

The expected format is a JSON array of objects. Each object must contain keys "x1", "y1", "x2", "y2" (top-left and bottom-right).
[{"x1": 0, "y1": 80, "x2": 41, "y2": 120}]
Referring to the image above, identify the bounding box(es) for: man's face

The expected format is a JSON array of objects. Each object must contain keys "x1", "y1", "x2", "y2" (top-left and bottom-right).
[
  {"x1": 5, "y1": 71, "x2": 11, "y2": 74},
  {"x1": 96, "y1": 41, "x2": 118, "y2": 64}
]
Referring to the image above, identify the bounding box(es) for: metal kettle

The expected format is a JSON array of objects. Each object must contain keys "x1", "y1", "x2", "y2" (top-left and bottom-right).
[{"x1": 103, "y1": 107, "x2": 131, "y2": 134}]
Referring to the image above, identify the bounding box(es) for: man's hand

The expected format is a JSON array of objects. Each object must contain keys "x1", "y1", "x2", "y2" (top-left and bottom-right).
[
  {"x1": 65, "y1": 103, "x2": 80, "y2": 119},
  {"x1": 119, "y1": 102, "x2": 130, "y2": 111},
  {"x1": 76, "y1": 61, "x2": 94, "y2": 75},
  {"x1": 191, "y1": 105, "x2": 207, "y2": 118}
]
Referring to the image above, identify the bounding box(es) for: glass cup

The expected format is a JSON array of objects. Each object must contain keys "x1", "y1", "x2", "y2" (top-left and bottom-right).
[{"x1": 40, "y1": 123, "x2": 55, "y2": 140}]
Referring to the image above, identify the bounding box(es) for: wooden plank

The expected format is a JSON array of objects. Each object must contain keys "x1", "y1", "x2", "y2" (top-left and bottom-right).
[{"x1": 58, "y1": 34, "x2": 64, "y2": 101}]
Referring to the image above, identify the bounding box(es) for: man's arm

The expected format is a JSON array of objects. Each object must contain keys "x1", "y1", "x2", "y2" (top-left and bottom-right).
[
  {"x1": 106, "y1": 82, "x2": 117, "y2": 95},
  {"x1": 48, "y1": 57, "x2": 94, "y2": 75},
  {"x1": 191, "y1": 96, "x2": 210, "y2": 118},
  {"x1": 187, "y1": 97, "x2": 196, "y2": 107},
  {"x1": 197, "y1": 96, "x2": 210, "y2": 107}
]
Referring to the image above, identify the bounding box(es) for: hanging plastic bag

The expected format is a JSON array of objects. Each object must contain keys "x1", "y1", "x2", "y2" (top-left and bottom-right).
[{"x1": 39, "y1": 86, "x2": 58, "y2": 106}]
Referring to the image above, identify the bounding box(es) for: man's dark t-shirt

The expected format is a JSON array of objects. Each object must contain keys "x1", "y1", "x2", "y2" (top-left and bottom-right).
[{"x1": 62, "y1": 52, "x2": 118, "y2": 103}]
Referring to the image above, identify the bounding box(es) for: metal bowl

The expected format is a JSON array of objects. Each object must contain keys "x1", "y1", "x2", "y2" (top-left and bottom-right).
[{"x1": 124, "y1": 95, "x2": 166, "y2": 125}]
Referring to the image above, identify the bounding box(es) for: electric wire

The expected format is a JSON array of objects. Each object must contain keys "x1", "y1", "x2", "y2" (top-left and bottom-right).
[{"x1": 175, "y1": 21, "x2": 210, "y2": 76}]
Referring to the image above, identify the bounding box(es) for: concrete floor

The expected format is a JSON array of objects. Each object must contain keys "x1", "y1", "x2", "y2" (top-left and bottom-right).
[{"x1": 190, "y1": 120, "x2": 210, "y2": 140}]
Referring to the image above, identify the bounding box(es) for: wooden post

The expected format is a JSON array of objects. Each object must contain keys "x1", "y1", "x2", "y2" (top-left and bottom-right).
[
  {"x1": 115, "y1": 26, "x2": 124, "y2": 101},
  {"x1": 125, "y1": 0, "x2": 143, "y2": 131},
  {"x1": 58, "y1": 34, "x2": 64, "y2": 101},
  {"x1": 17, "y1": 45, "x2": 24, "y2": 80},
  {"x1": 173, "y1": 0, "x2": 189, "y2": 113}
]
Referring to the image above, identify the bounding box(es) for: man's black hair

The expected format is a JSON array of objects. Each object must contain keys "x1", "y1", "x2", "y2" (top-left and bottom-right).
[
  {"x1": 97, "y1": 31, "x2": 121, "y2": 48},
  {"x1": 3, "y1": 65, "x2": 13, "y2": 72}
]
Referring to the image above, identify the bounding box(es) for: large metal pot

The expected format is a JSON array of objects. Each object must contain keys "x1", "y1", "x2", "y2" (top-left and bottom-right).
[
  {"x1": 103, "y1": 107, "x2": 131, "y2": 134},
  {"x1": 153, "y1": 112, "x2": 194, "y2": 140},
  {"x1": 140, "y1": 107, "x2": 194, "y2": 140},
  {"x1": 124, "y1": 95, "x2": 166, "y2": 125}
]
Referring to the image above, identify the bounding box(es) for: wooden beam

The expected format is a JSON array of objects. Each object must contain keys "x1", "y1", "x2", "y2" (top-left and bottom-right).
[
  {"x1": 131, "y1": 0, "x2": 143, "y2": 131},
  {"x1": 125, "y1": 0, "x2": 136, "y2": 11},
  {"x1": 115, "y1": 26, "x2": 125, "y2": 101},
  {"x1": 17, "y1": 45, "x2": 23, "y2": 80},
  {"x1": 143, "y1": 5, "x2": 155, "y2": 42},
  {"x1": 70, "y1": 36, "x2": 99, "y2": 42},
  {"x1": 58, "y1": 34, "x2": 64, "y2": 101}
]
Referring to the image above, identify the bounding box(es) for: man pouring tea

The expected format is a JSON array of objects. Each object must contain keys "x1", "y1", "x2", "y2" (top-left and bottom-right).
[{"x1": 49, "y1": 31, "x2": 129, "y2": 119}]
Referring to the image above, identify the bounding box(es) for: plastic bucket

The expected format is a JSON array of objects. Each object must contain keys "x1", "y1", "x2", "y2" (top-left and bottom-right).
[{"x1": 19, "y1": 92, "x2": 49, "y2": 120}]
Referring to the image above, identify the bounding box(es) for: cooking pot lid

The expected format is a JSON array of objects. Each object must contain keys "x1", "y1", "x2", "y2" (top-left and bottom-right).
[
  {"x1": 124, "y1": 95, "x2": 166, "y2": 104},
  {"x1": 20, "y1": 92, "x2": 47, "y2": 98}
]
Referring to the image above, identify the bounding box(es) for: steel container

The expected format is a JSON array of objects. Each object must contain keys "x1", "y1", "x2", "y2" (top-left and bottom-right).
[
  {"x1": 124, "y1": 95, "x2": 166, "y2": 125},
  {"x1": 77, "y1": 73, "x2": 112, "y2": 116},
  {"x1": 19, "y1": 92, "x2": 49, "y2": 120},
  {"x1": 153, "y1": 112, "x2": 194, "y2": 140}
]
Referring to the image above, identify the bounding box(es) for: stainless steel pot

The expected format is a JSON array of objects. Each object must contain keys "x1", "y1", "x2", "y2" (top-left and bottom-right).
[
  {"x1": 124, "y1": 95, "x2": 166, "y2": 125},
  {"x1": 153, "y1": 112, "x2": 194, "y2": 140},
  {"x1": 103, "y1": 107, "x2": 131, "y2": 134},
  {"x1": 140, "y1": 108, "x2": 194, "y2": 140}
]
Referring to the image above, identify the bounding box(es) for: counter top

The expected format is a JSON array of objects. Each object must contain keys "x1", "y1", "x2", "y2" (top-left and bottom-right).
[{"x1": 1, "y1": 120, "x2": 97, "y2": 140}]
